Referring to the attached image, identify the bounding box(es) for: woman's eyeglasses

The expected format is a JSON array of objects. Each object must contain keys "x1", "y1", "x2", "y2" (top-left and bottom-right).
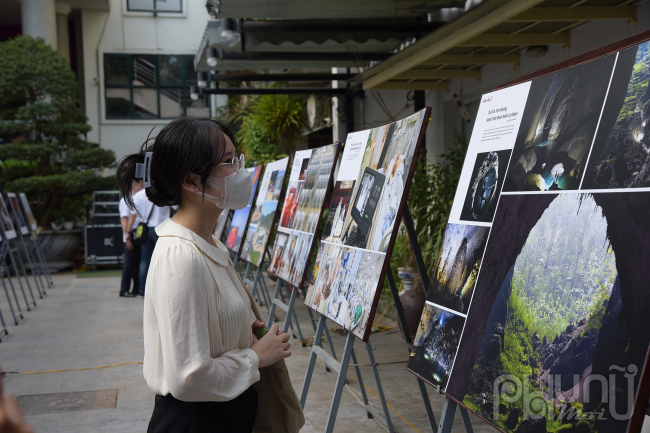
[{"x1": 216, "y1": 153, "x2": 245, "y2": 172}]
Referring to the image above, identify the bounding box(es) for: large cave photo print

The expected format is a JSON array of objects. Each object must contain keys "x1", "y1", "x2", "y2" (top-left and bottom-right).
[
  {"x1": 446, "y1": 191, "x2": 650, "y2": 433},
  {"x1": 503, "y1": 55, "x2": 616, "y2": 192},
  {"x1": 583, "y1": 41, "x2": 650, "y2": 189}
]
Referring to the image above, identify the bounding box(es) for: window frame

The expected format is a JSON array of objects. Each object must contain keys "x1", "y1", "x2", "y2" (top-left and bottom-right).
[
  {"x1": 103, "y1": 53, "x2": 210, "y2": 122},
  {"x1": 122, "y1": 0, "x2": 186, "y2": 17}
]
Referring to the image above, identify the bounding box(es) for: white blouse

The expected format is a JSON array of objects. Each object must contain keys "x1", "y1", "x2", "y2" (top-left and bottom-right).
[{"x1": 143, "y1": 218, "x2": 260, "y2": 402}]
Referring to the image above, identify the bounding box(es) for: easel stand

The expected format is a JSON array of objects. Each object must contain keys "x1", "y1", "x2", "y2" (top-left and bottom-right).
[
  {"x1": 27, "y1": 230, "x2": 53, "y2": 288},
  {"x1": 1, "y1": 239, "x2": 37, "y2": 312},
  {"x1": 244, "y1": 261, "x2": 271, "y2": 307},
  {"x1": 402, "y1": 206, "x2": 474, "y2": 433},
  {"x1": 300, "y1": 315, "x2": 395, "y2": 433},
  {"x1": 14, "y1": 229, "x2": 46, "y2": 297},
  {"x1": 299, "y1": 204, "x2": 475, "y2": 432},
  {"x1": 266, "y1": 279, "x2": 304, "y2": 341}
]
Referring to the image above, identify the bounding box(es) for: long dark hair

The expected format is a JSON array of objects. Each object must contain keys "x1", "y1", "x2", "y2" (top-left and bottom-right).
[{"x1": 115, "y1": 117, "x2": 235, "y2": 209}]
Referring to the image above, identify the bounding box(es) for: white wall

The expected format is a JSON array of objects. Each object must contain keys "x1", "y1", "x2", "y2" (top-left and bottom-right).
[{"x1": 81, "y1": 0, "x2": 211, "y2": 165}]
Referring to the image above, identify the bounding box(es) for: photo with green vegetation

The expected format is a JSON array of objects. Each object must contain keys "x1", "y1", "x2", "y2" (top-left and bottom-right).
[
  {"x1": 583, "y1": 41, "x2": 650, "y2": 189},
  {"x1": 446, "y1": 192, "x2": 650, "y2": 433}
]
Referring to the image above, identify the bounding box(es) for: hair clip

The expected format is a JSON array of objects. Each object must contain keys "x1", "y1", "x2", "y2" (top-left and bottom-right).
[{"x1": 135, "y1": 152, "x2": 153, "y2": 188}]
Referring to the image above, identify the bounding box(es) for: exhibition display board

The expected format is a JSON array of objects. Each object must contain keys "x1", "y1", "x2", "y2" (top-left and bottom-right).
[
  {"x1": 6, "y1": 193, "x2": 29, "y2": 236},
  {"x1": 304, "y1": 108, "x2": 431, "y2": 341},
  {"x1": 0, "y1": 197, "x2": 17, "y2": 240},
  {"x1": 240, "y1": 157, "x2": 290, "y2": 267},
  {"x1": 221, "y1": 165, "x2": 263, "y2": 253},
  {"x1": 407, "y1": 36, "x2": 650, "y2": 433},
  {"x1": 267, "y1": 143, "x2": 340, "y2": 289}
]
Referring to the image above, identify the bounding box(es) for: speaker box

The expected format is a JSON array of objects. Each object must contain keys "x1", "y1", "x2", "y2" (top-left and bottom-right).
[{"x1": 85, "y1": 225, "x2": 123, "y2": 265}]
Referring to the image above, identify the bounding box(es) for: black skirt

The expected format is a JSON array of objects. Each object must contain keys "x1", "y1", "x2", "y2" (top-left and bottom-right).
[{"x1": 147, "y1": 387, "x2": 258, "y2": 433}]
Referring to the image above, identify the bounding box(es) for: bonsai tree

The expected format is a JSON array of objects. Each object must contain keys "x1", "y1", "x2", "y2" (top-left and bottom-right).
[{"x1": 0, "y1": 35, "x2": 115, "y2": 227}]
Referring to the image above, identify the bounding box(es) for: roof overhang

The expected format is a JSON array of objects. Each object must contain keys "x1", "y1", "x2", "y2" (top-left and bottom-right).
[
  {"x1": 357, "y1": 0, "x2": 637, "y2": 90},
  {"x1": 205, "y1": 0, "x2": 465, "y2": 19}
]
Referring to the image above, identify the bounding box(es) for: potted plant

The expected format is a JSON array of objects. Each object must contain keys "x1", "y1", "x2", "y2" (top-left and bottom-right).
[{"x1": 0, "y1": 36, "x2": 116, "y2": 270}]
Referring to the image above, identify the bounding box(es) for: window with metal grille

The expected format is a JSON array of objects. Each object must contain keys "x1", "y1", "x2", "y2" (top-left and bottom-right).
[
  {"x1": 104, "y1": 54, "x2": 210, "y2": 120},
  {"x1": 126, "y1": 0, "x2": 182, "y2": 13}
]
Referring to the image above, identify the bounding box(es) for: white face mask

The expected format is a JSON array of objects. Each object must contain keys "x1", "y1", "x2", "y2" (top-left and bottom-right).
[{"x1": 201, "y1": 167, "x2": 253, "y2": 210}]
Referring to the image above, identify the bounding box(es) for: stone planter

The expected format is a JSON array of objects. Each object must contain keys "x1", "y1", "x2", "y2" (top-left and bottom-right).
[{"x1": 33, "y1": 229, "x2": 83, "y2": 272}]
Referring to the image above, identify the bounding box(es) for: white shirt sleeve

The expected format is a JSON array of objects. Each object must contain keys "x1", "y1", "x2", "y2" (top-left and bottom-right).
[
  {"x1": 119, "y1": 198, "x2": 131, "y2": 219},
  {"x1": 146, "y1": 242, "x2": 260, "y2": 402}
]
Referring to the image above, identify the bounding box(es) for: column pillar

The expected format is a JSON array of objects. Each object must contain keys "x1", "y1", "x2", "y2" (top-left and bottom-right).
[
  {"x1": 55, "y1": 3, "x2": 71, "y2": 63},
  {"x1": 20, "y1": 0, "x2": 57, "y2": 49}
]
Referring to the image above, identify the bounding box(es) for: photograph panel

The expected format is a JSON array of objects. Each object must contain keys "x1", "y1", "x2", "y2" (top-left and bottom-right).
[
  {"x1": 407, "y1": 303, "x2": 465, "y2": 390},
  {"x1": 503, "y1": 55, "x2": 616, "y2": 192},
  {"x1": 427, "y1": 223, "x2": 490, "y2": 315},
  {"x1": 324, "y1": 247, "x2": 363, "y2": 326},
  {"x1": 267, "y1": 231, "x2": 289, "y2": 275},
  {"x1": 447, "y1": 192, "x2": 650, "y2": 433},
  {"x1": 459, "y1": 150, "x2": 511, "y2": 223},
  {"x1": 583, "y1": 42, "x2": 650, "y2": 189},
  {"x1": 18, "y1": 193, "x2": 37, "y2": 231},
  {"x1": 342, "y1": 250, "x2": 385, "y2": 339},
  {"x1": 307, "y1": 242, "x2": 343, "y2": 314}
]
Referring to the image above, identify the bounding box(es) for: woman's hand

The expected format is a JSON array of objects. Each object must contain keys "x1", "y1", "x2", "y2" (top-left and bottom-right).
[
  {"x1": 251, "y1": 324, "x2": 291, "y2": 368},
  {"x1": 251, "y1": 320, "x2": 265, "y2": 335},
  {"x1": 0, "y1": 367, "x2": 33, "y2": 433}
]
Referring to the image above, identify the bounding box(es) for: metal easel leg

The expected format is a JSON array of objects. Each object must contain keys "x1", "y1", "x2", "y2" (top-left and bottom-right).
[
  {"x1": 5, "y1": 245, "x2": 33, "y2": 310},
  {"x1": 324, "y1": 324, "x2": 337, "y2": 361},
  {"x1": 300, "y1": 314, "x2": 327, "y2": 408},
  {"x1": 0, "y1": 271, "x2": 19, "y2": 325},
  {"x1": 267, "y1": 279, "x2": 282, "y2": 328},
  {"x1": 9, "y1": 241, "x2": 40, "y2": 302},
  {"x1": 283, "y1": 286, "x2": 300, "y2": 338},
  {"x1": 285, "y1": 285, "x2": 304, "y2": 341},
  {"x1": 17, "y1": 232, "x2": 45, "y2": 297},
  {"x1": 460, "y1": 406, "x2": 475, "y2": 433},
  {"x1": 417, "y1": 377, "x2": 437, "y2": 429},
  {"x1": 307, "y1": 308, "x2": 337, "y2": 360},
  {"x1": 350, "y1": 349, "x2": 371, "y2": 416},
  {"x1": 31, "y1": 233, "x2": 52, "y2": 287},
  {"x1": 0, "y1": 303, "x2": 7, "y2": 339},
  {"x1": 386, "y1": 271, "x2": 410, "y2": 343},
  {"x1": 1, "y1": 248, "x2": 24, "y2": 319},
  {"x1": 323, "y1": 332, "x2": 355, "y2": 433},
  {"x1": 387, "y1": 260, "x2": 438, "y2": 432},
  {"x1": 366, "y1": 341, "x2": 395, "y2": 432},
  {"x1": 252, "y1": 267, "x2": 270, "y2": 307},
  {"x1": 438, "y1": 397, "x2": 457, "y2": 433}
]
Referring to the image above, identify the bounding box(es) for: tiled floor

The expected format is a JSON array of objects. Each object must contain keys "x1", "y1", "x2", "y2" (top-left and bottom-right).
[{"x1": 0, "y1": 271, "x2": 496, "y2": 432}]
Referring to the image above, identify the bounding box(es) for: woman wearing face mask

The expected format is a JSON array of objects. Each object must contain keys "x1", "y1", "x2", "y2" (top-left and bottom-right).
[{"x1": 116, "y1": 118, "x2": 303, "y2": 433}]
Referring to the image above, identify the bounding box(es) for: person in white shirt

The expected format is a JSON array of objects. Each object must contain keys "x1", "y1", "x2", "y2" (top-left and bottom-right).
[
  {"x1": 119, "y1": 179, "x2": 142, "y2": 297},
  {"x1": 115, "y1": 118, "x2": 297, "y2": 433},
  {"x1": 126, "y1": 185, "x2": 171, "y2": 297}
]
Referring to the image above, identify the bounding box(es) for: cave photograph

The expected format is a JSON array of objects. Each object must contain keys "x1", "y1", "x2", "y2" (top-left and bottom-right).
[
  {"x1": 445, "y1": 191, "x2": 650, "y2": 433},
  {"x1": 583, "y1": 41, "x2": 650, "y2": 189},
  {"x1": 460, "y1": 150, "x2": 512, "y2": 223},
  {"x1": 408, "y1": 302, "x2": 466, "y2": 390},
  {"x1": 426, "y1": 223, "x2": 490, "y2": 315},
  {"x1": 503, "y1": 55, "x2": 616, "y2": 192}
]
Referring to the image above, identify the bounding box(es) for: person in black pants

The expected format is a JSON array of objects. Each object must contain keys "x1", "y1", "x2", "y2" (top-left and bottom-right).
[{"x1": 119, "y1": 180, "x2": 142, "y2": 297}]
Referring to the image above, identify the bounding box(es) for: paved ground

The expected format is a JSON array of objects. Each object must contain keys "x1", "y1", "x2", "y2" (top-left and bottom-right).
[{"x1": 0, "y1": 271, "x2": 504, "y2": 432}]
